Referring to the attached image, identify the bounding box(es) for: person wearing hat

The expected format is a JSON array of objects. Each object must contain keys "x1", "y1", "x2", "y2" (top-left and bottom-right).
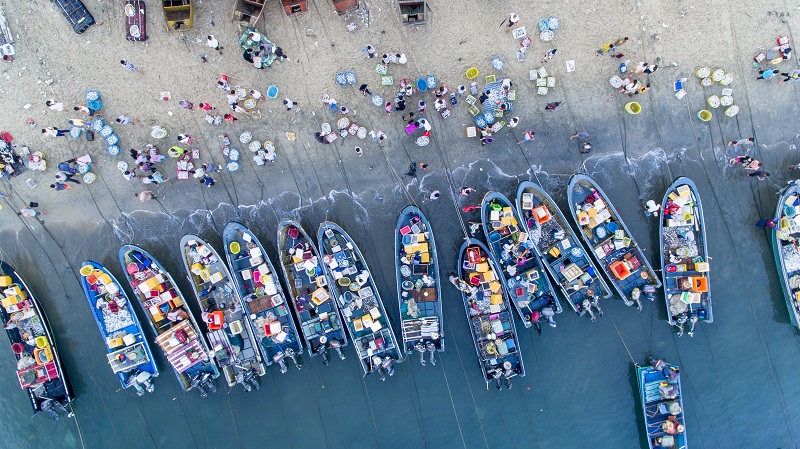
[{"x1": 507, "y1": 13, "x2": 520, "y2": 28}]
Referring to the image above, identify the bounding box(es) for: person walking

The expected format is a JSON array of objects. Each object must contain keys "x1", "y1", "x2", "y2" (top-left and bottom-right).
[
  {"x1": 429, "y1": 190, "x2": 441, "y2": 200},
  {"x1": 55, "y1": 171, "x2": 80, "y2": 184},
  {"x1": 728, "y1": 138, "x2": 754, "y2": 147},
  {"x1": 359, "y1": 84, "x2": 371, "y2": 96},
  {"x1": 116, "y1": 115, "x2": 138, "y2": 125},
  {"x1": 541, "y1": 48, "x2": 557, "y2": 63},
  {"x1": 517, "y1": 130, "x2": 536, "y2": 144},
  {"x1": 50, "y1": 182, "x2": 74, "y2": 192},
  {"x1": 756, "y1": 68, "x2": 779, "y2": 80},
  {"x1": 570, "y1": 131, "x2": 589, "y2": 140},
  {"x1": 545, "y1": 101, "x2": 561, "y2": 111},
  {"x1": 354, "y1": 146, "x2": 364, "y2": 157},
  {"x1": 120, "y1": 60, "x2": 143, "y2": 74},
  {"x1": 283, "y1": 98, "x2": 298, "y2": 111},
  {"x1": 460, "y1": 187, "x2": 476, "y2": 196},
  {"x1": 748, "y1": 170, "x2": 770, "y2": 180},
  {"x1": 137, "y1": 191, "x2": 156, "y2": 202},
  {"x1": 200, "y1": 174, "x2": 216, "y2": 187},
  {"x1": 206, "y1": 35, "x2": 223, "y2": 54},
  {"x1": 18, "y1": 207, "x2": 45, "y2": 220}
]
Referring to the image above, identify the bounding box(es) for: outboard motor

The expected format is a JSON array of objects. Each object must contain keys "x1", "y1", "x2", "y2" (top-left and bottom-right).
[
  {"x1": 285, "y1": 348, "x2": 301, "y2": 370},
  {"x1": 372, "y1": 356, "x2": 387, "y2": 381},
  {"x1": 687, "y1": 313, "x2": 699, "y2": 337},
  {"x1": 415, "y1": 341, "x2": 427, "y2": 366},
  {"x1": 674, "y1": 312, "x2": 688, "y2": 337},
  {"x1": 642, "y1": 284, "x2": 657, "y2": 301},
  {"x1": 40, "y1": 399, "x2": 60, "y2": 421},
  {"x1": 315, "y1": 342, "x2": 330, "y2": 366},
  {"x1": 541, "y1": 307, "x2": 557, "y2": 328},
  {"x1": 234, "y1": 370, "x2": 252, "y2": 392},
  {"x1": 425, "y1": 341, "x2": 437, "y2": 366},
  {"x1": 330, "y1": 339, "x2": 346, "y2": 360},
  {"x1": 128, "y1": 370, "x2": 154, "y2": 396},
  {"x1": 200, "y1": 372, "x2": 216, "y2": 395},
  {"x1": 492, "y1": 369, "x2": 504, "y2": 391},
  {"x1": 244, "y1": 368, "x2": 260, "y2": 390},
  {"x1": 273, "y1": 351, "x2": 288, "y2": 374},
  {"x1": 382, "y1": 357, "x2": 395, "y2": 377}
]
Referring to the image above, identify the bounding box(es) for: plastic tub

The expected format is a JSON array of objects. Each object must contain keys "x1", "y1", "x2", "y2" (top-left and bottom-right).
[
  {"x1": 466, "y1": 67, "x2": 479, "y2": 79},
  {"x1": 267, "y1": 85, "x2": 279, "y2": 98},
  {"x1": 624, "y1": 102, "x2": 641, "y2": 115},
  {"x1": 697, "y1": 110, "x2": 712, "y2": 121}
]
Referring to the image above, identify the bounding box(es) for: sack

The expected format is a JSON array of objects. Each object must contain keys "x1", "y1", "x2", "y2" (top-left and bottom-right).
[{"x1": 28, "y1": 202, "x2": 39, "y2": 208}]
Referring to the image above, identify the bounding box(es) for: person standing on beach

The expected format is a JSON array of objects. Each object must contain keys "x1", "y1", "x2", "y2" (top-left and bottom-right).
[
  {"x1": 120, "y1": 60, "x2": 143, "y2": 74},
  {"x1": 18, "y1": 207, "x2": 45, "y2": 220},
  {"x1": 284, "y1": 98, "x2": 298, "y2": 111},
  {"x1": 507, "y1": 13, "x2": 520, "y2": 28},
  {"x1": 50, "y1": 182, "x2": 74, "y2": 192},
  {"x1": 359, "y1": 84, "x2": 371, "y2": 96},
  {"x1": 748, "y1": 170, "x2": 770, "y2": 180},
  {"x1": 207, "y1": 35, "x2": 223, "y2": 54},
  {"x1": 137, "y1": 191, "x2": 156, "y2": 202}
]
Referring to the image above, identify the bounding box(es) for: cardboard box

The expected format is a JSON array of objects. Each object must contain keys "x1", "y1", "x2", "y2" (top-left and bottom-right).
[
  {"x1": 695, "y1": 262, "x2": 709, "y2": 272},
  {"x1": 0, "y1": 276, "x2": 12, "y2": 287}
]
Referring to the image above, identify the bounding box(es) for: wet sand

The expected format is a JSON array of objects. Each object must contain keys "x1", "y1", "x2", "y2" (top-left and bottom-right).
[{"x1": 1, "y1": 0, "x2": 800, "y2": 448}]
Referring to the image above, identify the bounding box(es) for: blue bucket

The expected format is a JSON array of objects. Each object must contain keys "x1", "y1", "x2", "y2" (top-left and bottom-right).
[
  {"x1": 538, "y1": 18, "x2": 550, "y2": 32},
  {"x1": 484, "y1": 112, "x2": 495, "y2": 125},
  {"x1": 91, "y1": 118, "x2": 105, "y2": 131},
  {"x1": 106, "y1": 145, "x2": 120, "y2": 156},
  {"x1": 87, "y1": 99, "x2": 102, "y2": 111},
  {"x1": 267, "y1": 85, "x2": 278, "y2": 98},
  {"x1": 100, "y1": 125, "x2": 114, "y2": 137},
  {"x1": 475, "y1": 116, "x2": 487, "y2": 128},
  {"x1": 371, "y1": 94, "x2": 384, "y2": 107},
  {"x1": 416, "y1": 78, "x2": 428, "y2": 92}
]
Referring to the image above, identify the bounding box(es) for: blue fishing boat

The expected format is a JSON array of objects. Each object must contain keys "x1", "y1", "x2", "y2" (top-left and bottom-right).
[
  {"x1": 179, "y1": 234, "x2": 269, "y2": 388},
  {"x1": 276, "y1": 220, "x2": 348, "y2": 364},
  {"x1": 659, "y1": 177, "x2": 711, "y2": 336},
  {"x1": 480, "y1": 191, "x2": 561, "y2": 332},
  {"x1": 318, "y1": 221, "x2": 402, "y2": 380},
  {"x1": 79, "y1": 260, "x2": 158, "y2": 395},
  {"x1": 395, "y1": 205, "x2": 444, "y2": 365},
  {"x1": 516, "y1": 181, "x2": 612, "y2": 321},
  {"x1": 567, "y1": 174, "x2": 662, "y2": 310},
  {"x1": 453, "y1": 239, "x2": 524, "y2": 389},
  {"x1": 118, "y1": 245, "x2": 219, "y2": 397},
  {"x1": 221, "y1": 224, "x2": 303, "y2": 374},
  {"x1": 771, "y1": 183, "x2": 800, "y2": 328},
  {"x1": 0, "y1": 261, "x2": 73, "y2": 420},
  {"x1": 637, "y1": 356, "x2": 687, "y2": 449}
]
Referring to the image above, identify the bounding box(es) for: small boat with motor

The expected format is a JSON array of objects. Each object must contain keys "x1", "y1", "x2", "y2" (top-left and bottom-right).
[
  {"x1": 221, "y1": 223, "x2": 303, "y2": 374},
  {"x1": 395, "y1": 205, "x2": 443, "y2": 365},
  {"x1": 637, "y1": 355, "x2": 687, "y2": 449},
  {"x1": 180, "y1": 234, "x2": 268, "y2": 389},
  {"x1": 452, "y1": 239, "x2": 524, "y2": 390},
  {"x1": 659, "y1": 177, "x2": 711, "y2": 336},
  {"x1": 318, "y1": 221, "x2": 402, "y2": 380},
  {"x1": 118, "y1": 245, "x2": 219, "y2": 397},
  {"x1": 480, "y1": 191, "x2": 561, "y2": 332},
  {"x1": 567, "y1": 174, "x2": 661, "y2": 310},
  {"x1": 772, "y1": 182, "x2": 800, "y2": 328},
  {"x1": 79, "y1": 260, "x2": 158, "y2": 396},
  {"x1": 516, "y1": 181, "x2": 612, "y2": 321},
  {"x1": 275, "y1": 219, "x2": 348, "y2": 364},
  {"x1": 0, "y1": 261, "x2": 73, "y2": 420}
]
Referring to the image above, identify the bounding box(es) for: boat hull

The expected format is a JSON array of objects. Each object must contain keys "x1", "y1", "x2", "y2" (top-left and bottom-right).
[
  {"x1": 659, "y1": 177, "x2": 712, "y2": 326},
  {"x1": 0, "y1": 261, "x2": 73, "y2": 416},
  {"x1": 637, "y1": 361, "x2": 687, "y2": 449},
  {"x1": 566, "y1": 174, "x2": 661, "y2": 305},
  {"x1": 318, "y1": 221, "x2": 402, "y2": 377},
  {"x1": 515, "y1": 181, "x2": 612, "y2": 316},
  {"x1": 772, "y1": 183, "x2": 800, "y2": 328},
  {"x1": 221, "y1": 223, "x2": 304, "y2": 373},
  {"x1": 79, "y1": 260, "x2": 159, "y2": 392},
  {"x1": 480, "y1": 191, "x2": 561, "y2": 328},
  {"x1": 180, "y1": 234, "x2": 268, "y2": 386},
  {"x1": 118, "y1": 245, "x2": 219, "y2": 393},
  {"x1": 456, "y1": 239, "x2": 525, "y2": 387},
  {"x1": 275, "y1": 219, "x2": 349, "y2": 359},
  {"x1": 395, "y1": 205, "x2": 444, "y2": 356}
]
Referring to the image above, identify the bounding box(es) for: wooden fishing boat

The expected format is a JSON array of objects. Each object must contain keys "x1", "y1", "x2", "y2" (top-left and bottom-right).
[
  {"x1": 118, "y1": 245, "x2": 219, "y2": 397},
  {"x1": 221, "y1": 224, "x2": 303, "y2": 374},
  {"x1": 773, "y1": 183, "x2": 800, "y2": 328},
  {"x1": 637, "y1": 356, "x2": 687, "y2": 449},
  {"x1": 480, "y1": 192, "x2": 561, "y2": 331},
  {"x1": 659, "y1": 177, "x2": 711, "y2": 336},
  {"x1": 179, "y1": 235, "x2": 269, "y2": 388},
  {"x1": 454, "y1": 239, "x2": 524, "y2": 389},
  {"x1": 395, "y1": 205, "x2": 443, "y2": 365},
  {"x1": 79, "y1": 260, "x2": 158, "y2": 395},
  {"x1": 0, "y1": 261, "x2": 73, "y2": 420},
  {"x1": 566, "y1": 174, "x2": 662, "y2": 310},
  {"x1": 318, "y1": 221, "x2": 402, "y2": 380},
  {"x1": 275, "y1": 219, "x2": 348, "y2": 364},
  {"x1": 516, "y1": 181, "x2": 612, "y2": 321}
]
